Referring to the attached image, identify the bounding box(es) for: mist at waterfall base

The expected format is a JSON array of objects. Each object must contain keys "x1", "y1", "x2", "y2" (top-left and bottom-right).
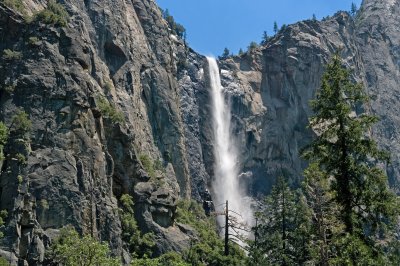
[{"x1": 207, "y1": 57, "x2": 254, "y2": 240}]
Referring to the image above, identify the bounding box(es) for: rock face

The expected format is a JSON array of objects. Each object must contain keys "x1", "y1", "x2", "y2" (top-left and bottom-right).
[
  {"x1": 0, "y1": 0, "x2": 399, "y2": 265},
  {"x1": 214, "y1": 0, "x2": 400, "y2": 198},
  {"x1": 0, "y1": 0, "x2": 206, "y2": 264}
]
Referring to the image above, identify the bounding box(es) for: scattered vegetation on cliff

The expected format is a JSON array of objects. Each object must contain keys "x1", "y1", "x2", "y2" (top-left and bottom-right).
[
  {"x1": 249, "y1": 54, "x2": 400, "y2": 264},
  {"x1": 0, "y1": 122, "x2": 8, "y2": 160},
  {"x1": 119, "y1": 194, "x2": 155, "y2": 259},
  {"x1": 161, "y1": 9, "x2": 186, "y2": 40},
  {"x1": 10, "y1": 109, "x2": 32, "y2": 135},
  {"x1": 0, "y1": 210, "x2": 8, "y2": 266},
  {"x1": 35, "y1": 0, "x2": 68, "y2": 27},
  {"x1": 0, "y1": 210, "x2": 7, "y2": 239},
  {"x1": 0, "y1": 0, "x2": 25, "y2": 14},
  {"x1": 139, "y1": 154, "x2": 164, "y2": 181},
  {"x1": 97, "y1": 96, "x2": 124, "y2": 124},
  {"x1": 2, "y1": 49, "x2": 22, "y2": 61}
]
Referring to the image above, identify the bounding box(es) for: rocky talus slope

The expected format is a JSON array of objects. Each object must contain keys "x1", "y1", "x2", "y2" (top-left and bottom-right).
[{"x1": 0, "y1": 0, "x2": 399, "y2": 265}]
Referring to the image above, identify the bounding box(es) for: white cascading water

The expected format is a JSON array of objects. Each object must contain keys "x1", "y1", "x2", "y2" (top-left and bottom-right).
[{"x1": 207, "y1": 56, "x2": 253, "y2": 237}]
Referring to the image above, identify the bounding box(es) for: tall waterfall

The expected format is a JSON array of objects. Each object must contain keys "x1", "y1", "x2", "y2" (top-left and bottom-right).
[{"x1": 207, "y1": 56, "x2": 253, "y2": 236}]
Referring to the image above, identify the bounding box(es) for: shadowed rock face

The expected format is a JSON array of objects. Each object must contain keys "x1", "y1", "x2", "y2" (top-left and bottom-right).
[
  {"x1": 0, "y1": 0, "x2": 205, "y2": 264},
  {"x1": 0, "y1": 0, "x2": 399, "y2": 264}
]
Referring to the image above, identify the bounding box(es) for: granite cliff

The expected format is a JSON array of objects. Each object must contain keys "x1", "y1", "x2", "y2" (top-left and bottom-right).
[{"x1": 0, "y1": 0, "x2": 399, "y2": 264}]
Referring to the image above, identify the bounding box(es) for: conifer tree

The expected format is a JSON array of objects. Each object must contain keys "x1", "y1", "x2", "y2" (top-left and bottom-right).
[
  {"x1": 351, "y1": 3, "x2": 357, "y2": 17},
  {"x1": 261, "y1": 31, "x2": 268, "y2": 45},
  {"x1": 219, "y1": 47, "x2": 230, "y2": 60},
  {"x1": 302, "y1": 54, "x2": 399, "y2": 263},
  {"x1": 303, "y1": 163, "x2": 344, "y2": 265},
  {"x1": 273, "y1": 21, "x2": 278, "y2": 34},
  {"x1": 251, "y1": 176, "x2": 312, "y2": 265},
  {"x1": 312, "y1": 14, "x2": 317, "y2": 21}
]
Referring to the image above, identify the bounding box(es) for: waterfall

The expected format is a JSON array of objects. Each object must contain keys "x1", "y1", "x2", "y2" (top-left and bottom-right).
[{"x1": 207, "y1": 56, "x2": 253, "y2": 238}]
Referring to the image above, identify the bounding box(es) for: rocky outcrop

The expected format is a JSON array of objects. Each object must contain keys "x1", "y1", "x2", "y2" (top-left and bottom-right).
[{"x1": 0, "y1": 0, "x2": 399, "y2": 264}]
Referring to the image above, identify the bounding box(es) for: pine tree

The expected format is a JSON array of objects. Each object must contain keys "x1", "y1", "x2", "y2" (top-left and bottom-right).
[
  {"x1": 219, "y1": 47, "x2": 230, "y2": 60},
  {"x1": 261, "y1": 31, "x2": 268, "y2": 45},
  {"x1": 351, "y1": 3, "x2": 357, "y2": 17},
  {"x1": 312, "y1": 14, "x2": 317, "y2": 21},
  {"x1": 247, "y1": 42, "x2": 258, "y2": 52},
  {"x1": 238, "y1": 48, "x2": 244, "y2": 56},
  {"x1": 252, "y1": 176, "x2": 312, "y2": 265},
  {"x1": 302, "y1": 54, "x2": 399, "y2": 263},
  {"x1": 273, "y1": 21, "x2": 278, "y2": 34}
]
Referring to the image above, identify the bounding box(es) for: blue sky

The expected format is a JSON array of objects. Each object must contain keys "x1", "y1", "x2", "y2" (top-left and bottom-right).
[{"x1": 155, "y1": 0, "x2": 363, "y2": 56}]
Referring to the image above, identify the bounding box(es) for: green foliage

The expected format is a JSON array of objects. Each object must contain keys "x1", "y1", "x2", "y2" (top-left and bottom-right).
[
  {"x1": 238, "y1": 48, "x2": 244, "y2": 56},
  {"x1": 139, "y1": 154, "x2": 156, "y2": 178},
  {"x1": 35, "y1": 0, "x2": 68, "y2": 27},
  {"x1": 40, "y1": 199, "x2": 49, "y2": 210},
  {"x1": 10, "y1": 109, "x2": 32, "y2": 135},
  {"x1": 260, "y1": 31, "x2": 269, "y2": 45},
  {"x1": 312, "y1": 14, "x2": 317, "y2": 21},
  {"x1": 303, "y1": 163, "x2": 344, "y2": 265},
  {"x1": 17, "y1": 175, "x2": 23, "y2": 184},
  {"x1": 3, "y1": 84, "x2": 15, "y2": 94},
  {"x1": 219, "y1": 48, "x2": 230, "y2": 60},
  {"x1": 247, "y1": 41, "x2": 258, "y2": 52},
  {"x1": 273, "y1": 21, "x2": 278, "y2": 34},
  {"x1": 0, "y1": 122, "x2": 8, "y2": 160},
  {"x1": 351, "y1": 2, "x2": 358, "y2": 17},
  {"x1": 162, "y1": 9, "x2": 186, "y2": 39},
  {"x1": 0, "y1": 257, "x2": 9, "y2": 266},
  {"x1": 250, "y1": 176, "x2": 312, "y2": 265},
  {"x1": 0, "y1": 210, "x2": 7, "y2": 239},
  {"x1": 2, "y1": 49, "x2": 22, "y2": 60},
  {"x1": 15, "y1": 153, "x2": 26, "y2": 164},
  {"x1": 49, "y1": 227, "x2": 120, "y2": 266},
  {"x1": 0, "y1": 0, "x2": 25, "y2": 14},
  {"x1": 131, "y1": 252, "x2": 190, "y2": 266},
  {"x1": 176, "y1": 200, "x2": 246, "y2": 266},
  {"x1": 28, "y1": 36, "x2": 39, "y2": 46},
  {"x1": 119, "y1": 194, "x2": 155, "y2": 258},
  {"x1": 104, "y1": 81, "x2": 113, "y2": 93},
  {"x1": 302, "y1": 53, "x2": 399, "y2": 262},
  {"x1": 97, "y1": 96, "x2": 124, "y2": 124}
]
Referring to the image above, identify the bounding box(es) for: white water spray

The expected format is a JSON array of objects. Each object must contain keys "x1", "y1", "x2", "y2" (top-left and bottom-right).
[{"x1": 207, "y1": 57, "x2": 253, "y2": 237}]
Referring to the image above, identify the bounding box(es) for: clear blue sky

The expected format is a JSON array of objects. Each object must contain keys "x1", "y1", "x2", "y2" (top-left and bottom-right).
[{"x1": 155, "y1": 0, "x2": 363, "y2": 56}]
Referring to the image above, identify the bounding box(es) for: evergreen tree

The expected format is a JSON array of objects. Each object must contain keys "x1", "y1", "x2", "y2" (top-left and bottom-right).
[
  {"x1": 251, "y1": 176, "x2": 312, "y2": 265},
  {"x1": 351, "y1": 3, "x2": 357, "y2": 16},
  {"x1": 303, "y1": 163, "x2": 344, "y2": 265},
  {"x1": 219, "y1": 47, "x2": 230, "y2": 60},
  {"x1": 312, "y1": 14, "x2": 317, "y2": 21},
  {"x1": 247, "y1": 41, "x2": 258, "y2": 52},
  {"x1": 261, "y1": 31, "x2": 268, "y2": 45},
  {"x1": 273, "y1": 21, "x2": 278, "y2": 34},
  {"x1": 238, "y1": 48, "x2": 244, "y2": 56},
  {"x1": 302, "y1": 54, "x2": 399, "y2": 263}
]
